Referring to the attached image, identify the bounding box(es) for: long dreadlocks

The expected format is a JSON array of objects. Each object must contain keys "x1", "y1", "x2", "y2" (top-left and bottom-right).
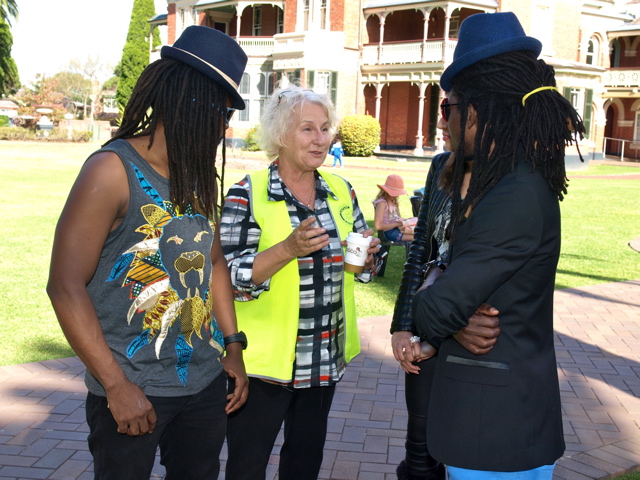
[
  {"x1": 106, "y1": 58, "x2": 228, "y2": 222},
  {"x1": 447, "y1": 50, "x2": 585, "y2": 242}
]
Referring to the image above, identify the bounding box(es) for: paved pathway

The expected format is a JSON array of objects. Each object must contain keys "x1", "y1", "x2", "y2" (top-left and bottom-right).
[{"x1": 1, "y1": 280, "x2": 640, "y2": 480}]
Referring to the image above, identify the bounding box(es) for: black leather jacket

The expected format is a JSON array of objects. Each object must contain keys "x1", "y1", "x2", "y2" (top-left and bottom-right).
[{"x1": 390, "y1": 152, "x2": 451, "y2": 334}]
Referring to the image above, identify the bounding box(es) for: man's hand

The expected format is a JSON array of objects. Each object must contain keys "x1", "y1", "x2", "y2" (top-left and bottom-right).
[
  {"x1": 105, "y1": 379, "x2": 156, "y2": 436},
  {"x1": 222, "y1": 347, "x2": 249, "y2": 413},
  {"x1": 454, "y1": 303, "x2": 500, "y2": 355}
]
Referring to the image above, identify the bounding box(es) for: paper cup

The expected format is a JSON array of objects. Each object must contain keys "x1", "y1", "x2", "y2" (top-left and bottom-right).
[{"x1": 344, "y1": 232, "x2": 372, "y2": 274}]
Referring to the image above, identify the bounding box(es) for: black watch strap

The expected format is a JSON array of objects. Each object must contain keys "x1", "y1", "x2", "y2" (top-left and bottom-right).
[{"x1": 224, "y1": 331, "x2": 247, "y2": 350}]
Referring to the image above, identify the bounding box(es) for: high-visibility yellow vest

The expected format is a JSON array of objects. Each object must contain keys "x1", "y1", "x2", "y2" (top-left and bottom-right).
[{"x1": 233, "y1": 168, "x2": 361, "y2": 383}]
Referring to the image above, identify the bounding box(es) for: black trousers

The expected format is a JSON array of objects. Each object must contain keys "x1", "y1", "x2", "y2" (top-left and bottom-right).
[
  {"x1": 226, "y1": 378, "x2": 336, "y2": 480},
  {"x1": 403, "y1": 356, "x2": 445, "y2": 479},
  {"x1": 86, "y1": 374, "x2": 227, "y2": 480}
]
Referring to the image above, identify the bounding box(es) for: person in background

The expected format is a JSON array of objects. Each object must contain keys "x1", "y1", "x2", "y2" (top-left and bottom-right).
[
  {"x1": 373, "y1": 174, "x2": 415, "y2": 242},
  {"x1": 412, "y1": 12, "x2": 584, "y2": 480},
  {"x1": 330, "y1": 136, "x2": 344, "y2": 167},
  {"x1": 220, "y1": 85, "x2": 380, "y2": 480},
  {"x1": 47, "y1": 26, "x2": 249, "y2": 480}
]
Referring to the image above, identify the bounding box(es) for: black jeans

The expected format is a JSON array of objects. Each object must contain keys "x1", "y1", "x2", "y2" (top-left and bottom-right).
[
  {"x1": 226, "y1": 378, "x2": 336, "y2": 480},
  {"x1": 403, "y1": 356, "x2": 445, "y2": 478},
  {"x1": 86, "y1": 374, "x2": 227, "y2": 480}
]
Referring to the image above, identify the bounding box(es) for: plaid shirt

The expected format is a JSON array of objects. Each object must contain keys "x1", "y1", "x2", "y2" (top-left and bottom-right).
[{"x1": 220, "y1": 162, "x2": 372, "y2": 388}]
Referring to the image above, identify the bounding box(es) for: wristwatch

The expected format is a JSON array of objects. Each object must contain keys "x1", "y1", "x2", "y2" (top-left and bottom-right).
[{"x1": 224, "y1": 331, "x2": 248, "y2": 350}]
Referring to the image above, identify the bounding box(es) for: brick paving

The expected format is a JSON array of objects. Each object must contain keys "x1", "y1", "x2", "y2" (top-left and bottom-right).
[{"x1": 1, "y1": 280, "x2": 640, "y2": 480}]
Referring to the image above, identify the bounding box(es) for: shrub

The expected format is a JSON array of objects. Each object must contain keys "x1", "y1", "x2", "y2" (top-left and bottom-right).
[
  {"x1": 0, "y1": 127, "x2": 93, "y2": 142},
  {"x1": 243, "y1": 124, "x2": 261, "y2": 151},
  {"x1": 0, "y1": 115, "x2": 10, "y2": 127},
  {"x1": 339, "y1": 115, "x2": 381, "y2": 157}
]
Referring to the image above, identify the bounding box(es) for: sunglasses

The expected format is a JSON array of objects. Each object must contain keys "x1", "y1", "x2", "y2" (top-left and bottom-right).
[
  {"x1": 277, "y1": 89, "x2": 314, "y2": 105},
  {"x1": 440, "y1": 98, "x2": 460, "y2": 122},
  {"x1": 216, "y1": 105, "x2": 235, "y2": 126},
  {"x1": 192, "y1": 99, "x2": 235, "y2": 126}
]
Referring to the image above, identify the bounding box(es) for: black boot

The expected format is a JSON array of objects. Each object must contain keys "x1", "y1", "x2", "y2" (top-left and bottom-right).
[{"x1": 397, "y1": 459, "x2": 446, "y2": 480}]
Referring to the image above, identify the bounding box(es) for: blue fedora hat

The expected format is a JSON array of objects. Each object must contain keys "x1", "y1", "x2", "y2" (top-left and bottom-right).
[
  {"x1": 440, "y1": 12, "x2": 542, "y2": 92},
  {"x1": 162, "y1": 26, "x2": 248, "y2": 110}
]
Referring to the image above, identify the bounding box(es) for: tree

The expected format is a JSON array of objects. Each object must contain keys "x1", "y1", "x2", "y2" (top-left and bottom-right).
[
  {"x1": 54, "y1": 71, "x2": 91, "y2": 116},
  {"x1": 116, "y1": 0, "x2": 159, "y2": 109},
  {"x1": 0, "y1": 19, "x2": 19, "y2": 96},
  {"x1": 56, "y1": 57, "x2": 106, "y2": 119},
  {"x1": 16, "y1": 74, "x2": 65, "y2": 122},
  {"x1": 0, "y1": 0, "x2": 17, "y2": 25},
  {"x1": 0, "y1": 0, "x2": 18, "y2": 96}
]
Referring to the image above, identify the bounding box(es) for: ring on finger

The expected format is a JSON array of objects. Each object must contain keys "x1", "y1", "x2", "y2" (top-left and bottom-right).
[{"x1": 409, "y1": 336, "x2": 420, "y2": 344}]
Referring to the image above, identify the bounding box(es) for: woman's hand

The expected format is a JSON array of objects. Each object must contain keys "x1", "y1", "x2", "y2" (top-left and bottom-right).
[
  {"x1": 391, "y1": 331, "x2": 422, "y2": 374},
  {"x1": 361, "y1": 228, "x2": 381, "y2": 271},
  {"x1": 283, "y1": 217, "x2": 330, "y2": 258}
]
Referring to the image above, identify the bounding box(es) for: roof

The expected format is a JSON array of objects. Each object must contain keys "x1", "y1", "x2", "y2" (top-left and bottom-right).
[{"x1": 0, "y1": 100, "x2": 18, "y2": 110}]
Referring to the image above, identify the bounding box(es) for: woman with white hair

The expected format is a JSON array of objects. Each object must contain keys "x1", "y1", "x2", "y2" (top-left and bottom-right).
[{"x1": 220, "y1": 85, "x2": 380, "y2": 480}]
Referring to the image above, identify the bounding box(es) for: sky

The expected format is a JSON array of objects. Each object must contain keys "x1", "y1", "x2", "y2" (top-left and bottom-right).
[{"x1": 10, "y1": 0, "x2": 168, "y2": 85}]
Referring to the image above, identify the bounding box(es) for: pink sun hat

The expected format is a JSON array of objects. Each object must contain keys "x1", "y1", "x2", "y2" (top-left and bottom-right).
[{"x1": 377, "y1": 174, "x2": 407, "y2": 197}]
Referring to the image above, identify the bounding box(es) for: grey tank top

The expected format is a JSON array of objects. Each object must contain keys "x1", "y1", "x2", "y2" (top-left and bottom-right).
[{"x1": 84, "y1": 139, "x2": 224, "y2": 397}]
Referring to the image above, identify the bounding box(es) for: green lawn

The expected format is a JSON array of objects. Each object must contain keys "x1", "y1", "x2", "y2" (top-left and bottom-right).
[{"x1": 1, "y1": 141, "x2": 639, "y2": 365}]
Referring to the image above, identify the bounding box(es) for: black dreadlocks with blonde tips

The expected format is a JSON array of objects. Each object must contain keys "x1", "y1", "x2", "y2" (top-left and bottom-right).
[
  {"x1": 106, "y1": 58, "x2": 229, "y2": 222},
  {"x1": 447, "y1": 50, "x2": 585, "y2": 242}
]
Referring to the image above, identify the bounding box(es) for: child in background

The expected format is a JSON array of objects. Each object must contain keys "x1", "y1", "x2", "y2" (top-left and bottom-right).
[
  {"x1": 373, "y1": 174, "x2": 415, "y2": 242},
  {"x1": 330, "y1": 138, "x2": 344, "y2": 167}
]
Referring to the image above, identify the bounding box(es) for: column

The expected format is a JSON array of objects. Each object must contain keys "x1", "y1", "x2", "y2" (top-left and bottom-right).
[
  {"x1": 442, "y1": 7, "x2": 451, "y2": 63},
  {"x1": 421, "y1": 8, "x2": 430, "y2": 63},
  {"x1": 378, "y1": 13, "x2": 387, "y2": 64},
  {"x1": 374, "y1": 82, "x2": 384, "y2": 152},
  {"x1": 414, "y1": 82, "x2": 427, "y2": 156}
]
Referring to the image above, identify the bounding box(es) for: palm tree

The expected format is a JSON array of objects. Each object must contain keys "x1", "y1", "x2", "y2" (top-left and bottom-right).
[{"x1": 0, "y1": 0, "x2": 18, "y2": 25}]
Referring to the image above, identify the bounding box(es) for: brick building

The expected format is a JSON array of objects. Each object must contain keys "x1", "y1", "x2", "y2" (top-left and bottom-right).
[{"x1": 151, "y1": 0, "x2": 640, "y2": 160}]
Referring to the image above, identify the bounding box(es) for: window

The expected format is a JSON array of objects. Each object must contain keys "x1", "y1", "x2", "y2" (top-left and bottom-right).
[
  {"x1": 449, "y1": 10, "x2": 460, "y2": 39},
  {"x1": 240, "y1": 73, "x2": 250, "y2": 95},
  {"x1": 303, "y1": 0, "x2": 310, "y2": 31},
  {"x1": 239, "y1": 100, "x2": 250, "y2": 122},
  {"x1": 308, "y1": 70, "x2": 338, "y2": 105},
  {"x1": 320, "y1": 0, "x2": 328, "y2": 30},
  {"x1": 586, "y1": 37, "x2": 599, "y2": 66},
  {"x1": 314, "y1": 71, "x2": 331, "y2": 95},
  {"x1": 610, "y1": 39, "x2": 621, "y2": 68},
  {"x1": 268, "y1": 73, "x2": 276, "y2": 96},
  {"x1": 257, "y1": 72, "x2": 275, "y2": 97},
  {"x1": 635, "y1": 111, "x2": 640, "y2": 141},
  {"x1": 178, "y1": 7, "x2": 198, "y2": 33},
  {"x1": 570, "y1": 88, "x2": 585, "y2": 118},
  {"x1": 253, "y1": 6, "x2": 262, "y2": 36},
  {"x1": 531, "y1": 3, "x2": 554, "y2": 55},
  {"x1": 277, "y1": 8, "x2": 284, "y2": 34},
  {"x1": 564, "y1": 87, "x2": 593, "y2": 139}
]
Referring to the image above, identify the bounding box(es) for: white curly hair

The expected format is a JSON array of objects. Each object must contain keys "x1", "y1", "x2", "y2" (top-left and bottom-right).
[{"x1": 259, "y1": 85, "x2": 339, "y2": 161}]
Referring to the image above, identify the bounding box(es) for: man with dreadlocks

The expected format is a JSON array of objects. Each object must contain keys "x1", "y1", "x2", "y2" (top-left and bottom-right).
[
  {"x1": 411, "y1": 12, "x2": 584, "y2": 480},
  {"x1": 48, "y1": 26, "x2": 249, "y2": 479}
]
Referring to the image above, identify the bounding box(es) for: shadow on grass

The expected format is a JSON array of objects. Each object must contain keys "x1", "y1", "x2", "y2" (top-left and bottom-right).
[{"x1": 12, "y1": 339, "x2": 75, "y2": 366}]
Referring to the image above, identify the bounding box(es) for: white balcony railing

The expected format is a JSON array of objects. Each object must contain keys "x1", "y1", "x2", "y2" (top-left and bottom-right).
[
  {"x1": 362, "y1": 40, "x2": 457, "y2": 66},
  {"x1": 238, "y1": 37, "x2": 275, "y2": 57},
  {"x1": 603, "y1": 69, "x2": 640, "y2": 88}
]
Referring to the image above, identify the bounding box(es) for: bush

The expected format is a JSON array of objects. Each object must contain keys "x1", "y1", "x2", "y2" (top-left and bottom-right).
[
  {"x1": 0, "y1": 115, "x2": 10, "y2": 127},
  {"x1": 0, "y1": 127, "x2": 93, "y2": 142},
  {"x1": 243, "y1": 124, "x2": 261, "y2": 151},
  {"x1": 339, "y1": 115, "x2": 381, "y2": 157}
]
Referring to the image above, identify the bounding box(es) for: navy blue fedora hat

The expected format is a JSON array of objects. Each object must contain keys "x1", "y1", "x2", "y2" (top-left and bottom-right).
[
  {"x1": 162, "y1": 26, "x2": 248, "y2": 110},
  {"x1": 440, "y1": 12, "x2": 542, "y2": 92}
]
